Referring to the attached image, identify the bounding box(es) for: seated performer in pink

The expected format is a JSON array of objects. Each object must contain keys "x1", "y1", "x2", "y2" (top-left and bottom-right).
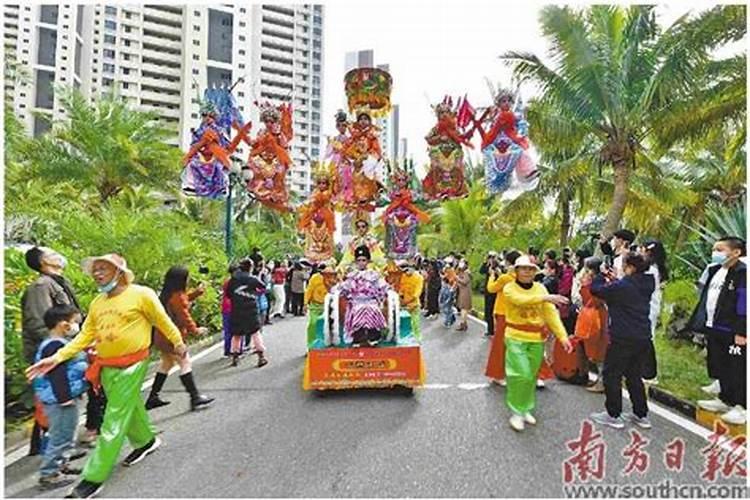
[{"x1": 337, "y1": 245, "x2": 391, "y2": 347}]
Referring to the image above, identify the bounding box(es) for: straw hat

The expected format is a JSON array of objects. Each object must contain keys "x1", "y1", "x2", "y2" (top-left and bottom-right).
[{"x1": 81, "y1": 253, "x2": 135, "y2": 283}]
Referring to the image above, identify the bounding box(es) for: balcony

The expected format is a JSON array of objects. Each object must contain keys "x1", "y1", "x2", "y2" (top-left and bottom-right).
[
  {"x1": 142, "y1": 34, "x2": 181, "y2": 55},
  {"x1": 139, "y1": 102, "x2": 181, "y2": 119},
  {"x1": 140, "y1": 75, "x2": 181, "y2": 92},
  {"x1": 262, "y1": 4, "x2": 295, "y2": 17},
  {"x1": 261, "y1": 46, "x2": 295, "y2": 63},
  {"x1": 140, "y1": 87, "x2": 181, "y2": 106},
  {"x1": 141, "y1": 61, "x2": 181, "y2": 78},
  {"x1": 143, "y1": 18, "x2": 182, "y2": 40},
  {"x1": 142, "y1": 9, "x2": 183, "y2": 28}
]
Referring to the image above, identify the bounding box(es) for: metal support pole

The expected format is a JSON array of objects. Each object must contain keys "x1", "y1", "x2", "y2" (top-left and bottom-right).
[{"x1": 225, "y1": 174, "x2": 234, "y2": 259}]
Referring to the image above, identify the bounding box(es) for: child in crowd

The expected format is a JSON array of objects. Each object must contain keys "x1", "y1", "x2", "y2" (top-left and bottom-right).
[
  {"x1": 34, "y1": 304, "x2": 88, "y2": 489},
  {"x1": 690, "y1": 236, "x2": 746, "y2": 425},
  {"x1": 439, "y1": 272, "x2": 456, "y2": 328}
]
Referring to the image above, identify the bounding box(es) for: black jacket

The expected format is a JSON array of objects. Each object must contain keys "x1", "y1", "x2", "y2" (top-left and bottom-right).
[
  {"x1": 591, "y1": 272, "x2": 655, "y2": 341},
  {"x1": 227, "y1": 272, "x2": 263, "y2": 335},
  {"x1": 688, "y1": 261, "x2": 746, "y2": 338}
]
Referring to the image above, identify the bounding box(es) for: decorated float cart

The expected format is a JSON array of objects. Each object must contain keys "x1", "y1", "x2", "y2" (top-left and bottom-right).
[{"x1": 302, "y1": 67, "x2": 425, "y2": 395}]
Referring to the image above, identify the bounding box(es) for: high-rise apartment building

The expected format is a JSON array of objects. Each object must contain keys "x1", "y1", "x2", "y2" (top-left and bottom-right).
[{"x1": 3, "y1": 3, "x2": 323, "y2": 196}]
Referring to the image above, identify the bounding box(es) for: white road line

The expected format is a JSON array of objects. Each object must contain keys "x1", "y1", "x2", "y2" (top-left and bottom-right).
[
  {"x1": 470, "y1": 314, "x2": 717, "y2": 440},
  {"x1": 5, "y1": 340, "x2": 226, "y2": 467}
]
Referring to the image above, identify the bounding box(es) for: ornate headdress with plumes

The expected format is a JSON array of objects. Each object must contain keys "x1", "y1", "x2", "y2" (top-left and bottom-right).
[
  {"x1": 493, "y1": 87, "x2": 515, "y2": 106},
  {"x1": 386, "y1": 158, "x2": 418, "y2": 191},
  {"x1": 311, "y1": 160, "x2": 336, "y2": 183},
  {"x1": 257, "y1": 101, "x2": 281, "y2": 122},
  {"x1": 434, "y1": 95, "x2": 456, "y2": 117}
]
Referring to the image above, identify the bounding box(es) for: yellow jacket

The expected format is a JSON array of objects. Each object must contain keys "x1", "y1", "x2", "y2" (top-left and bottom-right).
[
  {"x1": 503, "y1": 281, "x2": 568, "y2": 343},
  {"x1": 304, "y1": 273, "x2": 328, "y2": 305},
  {"x1": 53, "y1": 285, "x2": 184, "y2": 363},
  {"x1": 398, "y1": 271, "x2": 424, "y2": 310},
  {"x1": 486, "y1": 271, "x2": 515, "y2": 316}
]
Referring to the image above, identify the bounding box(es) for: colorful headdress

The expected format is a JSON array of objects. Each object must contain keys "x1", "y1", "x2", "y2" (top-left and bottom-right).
[
  {"x1": 334, "y1": 110, "x2": 348, "y2": 124},
  {"x1": 200, "y1": 100, "x2": 217, "y2": 117},
  {"x1": 258, "y1": 101, "x2": 281, "y2": 122},
  {"x1": 344, "y1": 67, "x2": 392, "y2": 118},
  {"x1": 386, "y1": 158, "x2": 416, "y2": 190},
  {"x1": 493, "y1": 87, "x2": 515, "y2": 106},
  {"x1": 312, "y1": 160, "x2": 335, "y2": 183},
  {"x1": 434, "y1": 96, "x2": 456, "y2": 117}
]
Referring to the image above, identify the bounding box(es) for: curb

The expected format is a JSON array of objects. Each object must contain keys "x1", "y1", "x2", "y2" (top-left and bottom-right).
[
  {"x1": 3, "y1": 332, "x2": 224, "y2": 458},
  {"x1": 467, "y1": 313, "x2": 731, "y2": 435}
]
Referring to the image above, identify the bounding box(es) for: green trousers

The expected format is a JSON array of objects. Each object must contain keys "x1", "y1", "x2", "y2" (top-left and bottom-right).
[
  {"x1": 409, "y1": 308, "x2": 421, "y2": 341},
  {"x1": 505, "y1": 339, "x2": 544, "y2": 415},
  {"x1": 82, "y1": 360, "x2": 154, "y2": 484},
  {"x1": 307, "y1": 302, "x2": 323, "y2": 347}
]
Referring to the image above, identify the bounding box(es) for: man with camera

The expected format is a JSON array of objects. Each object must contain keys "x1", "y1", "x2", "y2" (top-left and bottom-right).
[{"x1": 479, "y1": 251, "x2": 500, "y2": 337}]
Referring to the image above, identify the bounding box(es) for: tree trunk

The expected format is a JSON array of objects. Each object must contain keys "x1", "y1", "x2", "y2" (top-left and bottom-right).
[
  {"x1": 601, "y1": 161, "x2": 631, "y2": 238},
  {"x1": 559, "y1": 187, "x2": 571, "y2": 248}
]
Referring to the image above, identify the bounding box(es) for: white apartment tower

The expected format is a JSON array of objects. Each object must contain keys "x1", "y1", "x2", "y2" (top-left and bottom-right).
[
  {"x1": 3, "y1": 3, "x2": 324, "y2": 197},
  {"x1": 249, "y1": 4, "x2": 323, "y2": 195}
]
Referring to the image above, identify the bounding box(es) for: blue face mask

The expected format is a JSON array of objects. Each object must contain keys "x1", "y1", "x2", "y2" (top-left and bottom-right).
[
  {"x1": 97, "y1": 273, "x2": 121, "y2": 294},
  {"x1": 711, "y1": 251, "x2": 729, "y2": 265}
]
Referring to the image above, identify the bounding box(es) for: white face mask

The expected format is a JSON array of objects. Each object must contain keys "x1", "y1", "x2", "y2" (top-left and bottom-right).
[{"x1": 66, "y1": 322, "x2": 80, "y2": 337}]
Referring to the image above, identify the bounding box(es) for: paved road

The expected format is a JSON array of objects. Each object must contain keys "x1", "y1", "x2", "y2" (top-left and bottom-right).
[{"x1": 5, "y1": 314, "x2": 746, "y2": 498}]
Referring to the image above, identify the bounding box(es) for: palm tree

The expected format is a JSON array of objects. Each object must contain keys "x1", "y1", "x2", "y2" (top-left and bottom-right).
[
  {"x1": 501, "y1": 5, "x2": 746, "y2": 237},
  {"x1": 22, "y1": 87, "x2": 182, "y2": 203}
]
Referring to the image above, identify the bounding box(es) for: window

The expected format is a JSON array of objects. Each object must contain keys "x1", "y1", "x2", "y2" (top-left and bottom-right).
[
  {"x1": 40, "y1": 5, "x2": 59, "y2": 24},
  {"x1": 103, "y1": 49, "x2": 115, "y2": 59},
  {"x1": 103, "y1": 77, "x2": 113, "y2": 86},
  {"x1": 239, "y1": 49, "x2": 245, "y2": 55},
  {"x1": 192, "y1": 54, "x2": 199, "y2": 61},
  {"x1": 122, "y1": 82, "x2": 129, "y2": 89},
  {"x1": 239, "y1": 35, "x2": 245, "y2": 41},
  {"x1": 238, "y1": 63, "x2": 245, "y2": 69},
  {"x1": 313, "y1": 52, "x2": 321, "y2": 61},
  {"x1": 104, "y1": 34, "x2": 116, "y2": 44},
  {"x1": 193, "y1": 40, "x2": 200, "y2": 46},
  {"x1": 238, "y1": 92, "x2": 244, "y2": 97},
  {"x1": 192, "y1": 68, "x2": 199, "y2": 75},
  {"x1": 122, "y1": 67, "x2": 130, "y2": 75},
  {"x1": 193, "y1": 25, "x2": 200, "y2": 31},
  {"x1": 124, "y1": 26, "x2": 131, "y2": 33},
  {"x1": 103, "y1": 63, "x2": 115, "y2": 73},
  {"x1": 123, "y1": 53, "x2": 130, "y2": 61},
  {"x1": 105, "y1": 20, "x2": 116, "y2": 30},
  {"x1": 239, "y1": 21, "x2": 246, "y2": 27},
  {"x1": 125, "y1": 12, "x2": 132, "y2": 19},
  {"x1": 221, "y1": 17, "x2": 231, "y2": 26},
  {"x1": 311, "y1": 148, "x2": 319, "y2": 157},
  {"x1": 191, "y1": 113, "x2": 198, "y2": 119},
  {"x1": 240, "y1": 7, "x2": 246, "y2": 13},
  {"x1": 105, "y1": 6, "x2": 117, "y2": 15},
  {"x1": 124, "y1": 39, "x2": 131, "y2": 47}
]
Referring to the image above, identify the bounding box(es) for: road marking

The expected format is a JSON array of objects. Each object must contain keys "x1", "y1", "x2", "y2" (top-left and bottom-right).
[{"x1": 5, "y1": 340, "x2": 226, "y2": 467}]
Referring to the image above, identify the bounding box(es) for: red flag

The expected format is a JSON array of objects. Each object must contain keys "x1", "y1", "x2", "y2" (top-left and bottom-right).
[{"x1": 456, "y1": 95, "x2": 475, "y2": 130}]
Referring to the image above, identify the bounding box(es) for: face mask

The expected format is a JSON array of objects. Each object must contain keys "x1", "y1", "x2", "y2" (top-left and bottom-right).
[
  {"x1": 97, "y1": 272, "x2": 121, "y2": 294},
  {"x1": 66, "y1": 323, "x2": 80, "y2": 337},
  {"x1": 711, "y1": 251, "x2": 730, "y2": 265}
]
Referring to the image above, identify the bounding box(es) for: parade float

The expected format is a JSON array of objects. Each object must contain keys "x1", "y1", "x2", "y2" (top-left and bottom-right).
[{"x1": 302, "y1": 68, "x2": 425, "y2": 395}]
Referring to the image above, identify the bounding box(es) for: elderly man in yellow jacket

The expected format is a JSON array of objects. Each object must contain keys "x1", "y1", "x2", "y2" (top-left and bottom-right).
[
  {"x1": 503, "y1": 255, "x2": 572, "y2": 432},
  {"x1": 26, "y1": 254, "x2": 186, "y2": 498},
  {"x1": 397, "y1": 260, "x2": 424, "y2": 341}
]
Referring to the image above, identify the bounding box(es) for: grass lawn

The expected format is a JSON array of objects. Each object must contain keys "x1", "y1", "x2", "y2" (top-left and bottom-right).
[
  {"x1": 653, "y1": 331, "x2": 712, "y2": 404},
  {"x1": 471, "y1": 288, "x2": 709, "y2": 404}
]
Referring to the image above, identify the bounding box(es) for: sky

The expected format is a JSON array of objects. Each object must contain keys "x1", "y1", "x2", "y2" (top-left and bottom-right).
[{"x1": 319, "y1": 0, "x2": 725, "y2": 168}]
